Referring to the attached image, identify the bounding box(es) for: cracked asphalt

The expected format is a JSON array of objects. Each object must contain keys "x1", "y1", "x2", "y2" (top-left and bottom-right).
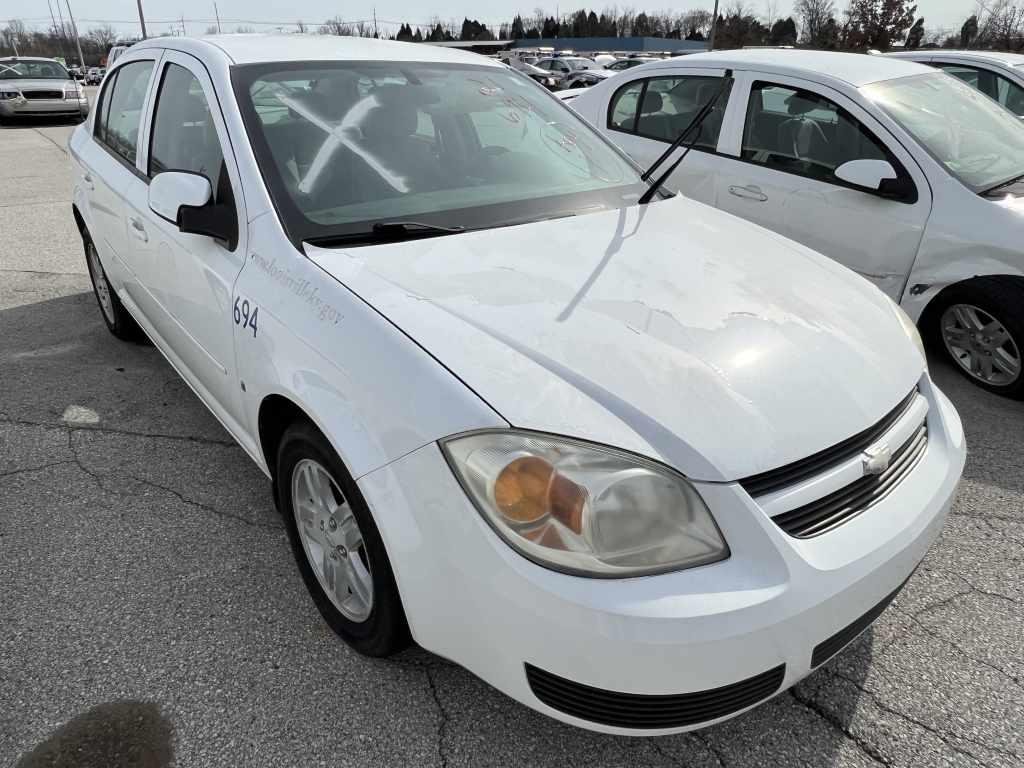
[{"x1": 2, "y1": 110, "x2": 1022, "y2": 768}]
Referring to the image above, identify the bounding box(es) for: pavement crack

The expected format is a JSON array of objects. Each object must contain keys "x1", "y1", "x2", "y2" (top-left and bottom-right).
[
  {"x1": 125, "y1": 472, "x2": 281, "y2": 531},
  {"x1": 0, "y1": 460, "x2": 76, "y2": 481},
  {"x1": 424, "y1": 666, "x2": 450, "y2": 768},
  {"x1": 32, "y1": 127, "x2": 69, "y2": 155},
  {"x1": 693, "y1": 733, "x2": 729, "y2": 768},
  {"x1": 0, "y1": 415, "x2": 238, "y2": 448},
  {"x1": 828, "y1": 669, "x2": 1021, "y2": 764},
  {"x1": 789, "y1": 688, "x2": 890, "y2": 766}
]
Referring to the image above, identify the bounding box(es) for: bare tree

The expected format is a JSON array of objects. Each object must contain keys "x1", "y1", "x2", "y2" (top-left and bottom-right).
[{"x1": 794, "y1": 0, "x2": 836, "y2": 43}]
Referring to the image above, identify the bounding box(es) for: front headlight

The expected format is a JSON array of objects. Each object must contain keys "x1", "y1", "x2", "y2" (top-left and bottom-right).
[
  {"x1": 890, "y1": 299, "x2": 927, "y2": 368},
  {"x1": 0, "y1": 90, "x2": 20, "y2": 100},
  {"x1": 442, "y1": 431, "x2": 729, "y2": 577}
]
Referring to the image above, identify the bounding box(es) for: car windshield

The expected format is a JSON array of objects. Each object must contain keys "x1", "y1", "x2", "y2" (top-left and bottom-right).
[
  {"x1": 233, "y1": 61, "x2": 647, "y2": 245},
  {"x1": 863, "y1": 72, "x2": 1024, "y2": 192},
  {"x1": 0, "y1": 60, "x2": 71, "y2": 80}
]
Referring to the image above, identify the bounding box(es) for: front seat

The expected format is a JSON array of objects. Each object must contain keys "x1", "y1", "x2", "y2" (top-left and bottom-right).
[{"x1": 777, "y1": 94, "x2": 829, "y2": 164}]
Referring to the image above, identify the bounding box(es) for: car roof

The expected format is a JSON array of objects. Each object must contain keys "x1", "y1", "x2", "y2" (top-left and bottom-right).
[
  {"x1": 0, "y1": 56, "x2": 63, "y2": 62},
  {"x1": 887, "y1": 49, "x2": 1024, "y2": 67},
  {"x1": 132, "y1": 33, "x2": 504, "y2": 68},
  {"x1": 643, "y1": 49, "x2": 932, "y2": 87}
]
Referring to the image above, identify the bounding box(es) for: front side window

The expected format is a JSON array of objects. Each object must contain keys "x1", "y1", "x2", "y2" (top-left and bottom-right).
[
  {"x1": 742, "y1": 81, "x2": 890, "y2": 184},
  {"x1": 608, "y1": 75, "x2": 728, "y2": 151},
  {"x1": 0, "y1": 59, "x2": 71, "y2": 79},
  {"x1": 864, "y1": 72, "x2": 1024, "y2": 192},
  {"x1": 97, "y1": 60, "x2": 154, "y2": 166},
  {"x1": 935, "y1": 62, "x2": 1024, "y2": 116},
  {"x1": 234, "y1": 61, "x2": 646, "y2": 246}
]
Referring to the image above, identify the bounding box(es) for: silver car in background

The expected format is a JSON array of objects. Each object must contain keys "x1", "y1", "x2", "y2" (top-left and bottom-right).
[{"x1": 0, "y1": 57, "x2": 89, "y2": 123}]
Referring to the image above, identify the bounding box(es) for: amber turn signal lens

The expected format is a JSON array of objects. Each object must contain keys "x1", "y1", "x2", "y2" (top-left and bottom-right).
[{"x1": 493, "y1": 456, "x2": 587, "y2": 534}]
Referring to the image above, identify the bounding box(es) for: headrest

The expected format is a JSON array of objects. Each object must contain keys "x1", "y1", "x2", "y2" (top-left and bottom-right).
[
  {"x1": 360, "y1": 84, "x2": 440, "y2": 141},
  {"x1": 640, "y1": 90, "x2": 663, "y2": 114},
  {"x1": 786, "y1": 93, "x2": 822, "y2": 116},
  {"x1": 311, "y1": 73, "x2": 360, "y2": 120}
]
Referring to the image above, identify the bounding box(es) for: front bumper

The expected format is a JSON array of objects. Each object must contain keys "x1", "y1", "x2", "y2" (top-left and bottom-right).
[
  {"x1": 0, "y1": 97, "x2": 88, "y2": 118},
  {"x1": 358, "y1": 377, "x2": 965, "y2": 735}
]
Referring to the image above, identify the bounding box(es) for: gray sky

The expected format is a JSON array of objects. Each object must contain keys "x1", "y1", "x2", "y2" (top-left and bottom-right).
[{"x1": 10, "y1": 0, "x2": 974, "y2": 40}]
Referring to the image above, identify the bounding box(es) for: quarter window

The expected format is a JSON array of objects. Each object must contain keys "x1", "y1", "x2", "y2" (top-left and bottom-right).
[
  {"x1": 935, "y1": 63, "x2": 1024, "y2": 116},
  {"x1": 96, "y1": 60, "x2": 154, "y2": 166},
  {"x1": 607, "y1": 75, "x2": 729, "y2": 151},
  {"x1": 742, "y1": 82, "x2": 893, "y2": 185}
]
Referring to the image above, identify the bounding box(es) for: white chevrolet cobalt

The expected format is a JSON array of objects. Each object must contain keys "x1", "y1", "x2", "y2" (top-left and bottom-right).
[
  {"x1": 69, "y1": 36, "x2": 965, "y2": 735},
  {"x1": 571, "y1": 50, "x2": 1024, "y2": 397}
]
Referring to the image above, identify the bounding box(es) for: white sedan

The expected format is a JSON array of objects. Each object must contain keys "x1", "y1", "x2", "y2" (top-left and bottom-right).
[
  {"x1": 69, "y1": 35, "x2": 964, "y2": 735},
  {"x1": 571, "y1": 49, "x2": 1024, "y2": 397}
]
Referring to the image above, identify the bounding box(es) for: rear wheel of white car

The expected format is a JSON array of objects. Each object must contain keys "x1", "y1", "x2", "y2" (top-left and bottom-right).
[
  {"x1": 276, "y1": 421, "x2": 411, "y2": 657},
  {"x1": 930, "y1": 277, "x2": 1024, "y2": 399},
  {"x1": 83, "y1": 236, "x2": 146, "y2": 342}
]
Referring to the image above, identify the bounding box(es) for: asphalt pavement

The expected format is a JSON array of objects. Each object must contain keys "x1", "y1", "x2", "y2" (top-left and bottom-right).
[{"x1": 1, "y1": 102, "x2": 1022, "y2": 768}]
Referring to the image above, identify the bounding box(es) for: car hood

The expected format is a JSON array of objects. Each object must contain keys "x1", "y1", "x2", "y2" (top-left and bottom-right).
[{"x1": 307, "y1": 196, "x2": 923, "y2": 481}]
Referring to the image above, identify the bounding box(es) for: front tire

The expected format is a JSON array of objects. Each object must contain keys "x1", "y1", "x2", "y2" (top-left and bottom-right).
[
  {"x1": 927, "y1": 277, "x2": 1024, "y2": 399},
  {"x1": 83, "y1": 236, "x2": 146, "y2": 342},
  {"x1": 276, "y1": 421, "x2": 411, "y2": 657}
]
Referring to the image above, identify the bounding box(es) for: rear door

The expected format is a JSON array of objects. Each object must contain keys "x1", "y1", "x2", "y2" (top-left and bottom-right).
[
  {"x1": 75, "y1": 56, "x2": 158, "y2": 297},
  {"x1": 712, "y1": 72, "x2": 932, "y2": 299},
  {"x1": 598, "y1": 66, "x2": 735, "y2": 206},
  {"x1": 124, "y1": 49, "x2": 248, "y2": 426}
]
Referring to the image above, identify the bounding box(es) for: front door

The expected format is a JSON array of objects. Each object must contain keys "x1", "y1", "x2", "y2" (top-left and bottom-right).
[
  {"x1": 123, "y1": 49, "x2": 248, "y2": 427},
  {"x1": 712, "y1": 73, "x2": 932, "y2": 300}
]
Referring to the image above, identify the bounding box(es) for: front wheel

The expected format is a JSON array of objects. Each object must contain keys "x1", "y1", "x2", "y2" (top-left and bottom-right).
[
  {"x1": 276, "y1": 421, "x2": 411, "y2": 656},
  {"x1": 929, "y1": 277, "x2": 1024, "y2": 399}
]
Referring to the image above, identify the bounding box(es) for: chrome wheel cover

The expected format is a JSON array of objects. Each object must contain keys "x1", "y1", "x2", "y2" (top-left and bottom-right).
[
  {"x1": 291, "y1": 459, "x2": 374, "y2": 622},
  {"x1": 941, "y1": 303, "x2": 1021, "y2": 386},
  {"x1": 87, "y1": 242, "x2": 116, "y2": 325}
]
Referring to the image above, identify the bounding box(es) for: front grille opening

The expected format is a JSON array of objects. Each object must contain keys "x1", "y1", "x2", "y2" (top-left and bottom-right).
[
  {"x1": 23, "y1": 90, "x2": 64, "y2": 100},
  {"x1": 773, "y1": 424, "x2": 928, "y2": 538},
  {"x1": 525, "y1": 663, "x2": 785, "y2": 729},
  {"x1": 811, "y1": 577, "x2": 910, "y2": 667},
  {"x1": 740, "y1": 388, "x2": 918, "y2": 498}
]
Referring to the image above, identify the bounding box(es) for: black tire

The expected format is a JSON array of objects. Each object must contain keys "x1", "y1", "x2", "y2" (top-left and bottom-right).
[
  {"x1": 924, "y1": 276, "x2": 1024, "y2": 399},
  {"x1": 276, "y1": 420, "x2": 411, "y2": 657},
  {"x1": 83, "y1": 234, "x2": 147, "y2": 342}
]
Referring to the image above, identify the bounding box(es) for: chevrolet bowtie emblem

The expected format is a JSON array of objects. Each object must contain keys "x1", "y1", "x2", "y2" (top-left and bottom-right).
[{"x1": 862, "y1": 443, "x2": 892, "y2": 475}]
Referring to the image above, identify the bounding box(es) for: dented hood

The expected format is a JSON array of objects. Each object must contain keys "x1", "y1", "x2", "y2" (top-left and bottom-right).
[{"x1": 307, "y1": 196, "x2": 924, "y2": 481}]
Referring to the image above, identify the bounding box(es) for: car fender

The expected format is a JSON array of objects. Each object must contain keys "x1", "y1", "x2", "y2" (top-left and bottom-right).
[{"x1": 233, "y1": 214, "x2": 506, "y2": 483}]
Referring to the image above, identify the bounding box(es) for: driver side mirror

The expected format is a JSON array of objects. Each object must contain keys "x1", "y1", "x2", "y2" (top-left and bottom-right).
[
  {"x1": 149, "y1": 171, "x2": 237, "y2": 246},
  {"x1": 834, "y1": 159, "x2": 916, "y2": 202}
]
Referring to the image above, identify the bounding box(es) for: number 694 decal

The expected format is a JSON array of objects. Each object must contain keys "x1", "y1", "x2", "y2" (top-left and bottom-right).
[{"x1": 233, "y1": 296, "x2": 259, "y2": 337}]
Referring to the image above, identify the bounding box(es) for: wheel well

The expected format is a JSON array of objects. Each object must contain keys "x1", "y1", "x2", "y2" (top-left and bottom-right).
[
  {"x1": 257, "y1": 394, "x2": 315, "y2": 480},
  {"x1": 918, "y1": 274, "x2": 1024, "y2": 334},
  {"x1": 71, "y1": 204, "x2": 87, "y2": 238}
]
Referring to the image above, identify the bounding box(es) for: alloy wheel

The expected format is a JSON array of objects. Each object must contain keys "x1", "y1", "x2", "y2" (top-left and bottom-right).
[
  {"x1": 291, "y1": 459, "x2": 374, "y2": 622},
  {"x1": 941, "y1": 303, "x2": 1021, "y2": 386}
]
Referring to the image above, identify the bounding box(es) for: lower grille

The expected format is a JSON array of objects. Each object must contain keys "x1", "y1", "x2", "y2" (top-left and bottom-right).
[
  {"x1": 525, "y1": 663, "x2": 785, "y2": 729},
  {"x1": 772, "y1": 424, "x2": 928, "y2": 538},
  {"x1": 811, "y1": 577, "x2": 910, "y2": 667},
  {"x1": 23, "y1": 90, "x2": 64, "y2": 100}
]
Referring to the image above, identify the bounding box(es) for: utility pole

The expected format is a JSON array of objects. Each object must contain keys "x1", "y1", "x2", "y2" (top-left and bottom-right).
[
  {"x1": 707, "y1": 0, "x2": 719, "y2": 50},
  {"x1": 136, "y1": 0, "x2": 149, "y2": 39},
  {"x1": 214, "y1": 2, "x2": 223, "y2": 33},
  {"x1": 373, "y1": 7, "x2": 378, "y2": 38},
  {"x1": 64, "y1": 0, "x2": 87, "y2": 69},
  {"x1": 46, "y1": 0, "x2": 69, "y2": 63}
]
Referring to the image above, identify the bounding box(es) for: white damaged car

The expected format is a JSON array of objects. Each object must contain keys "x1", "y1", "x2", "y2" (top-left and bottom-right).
[{"x1": 69, "y1": 35, "x2": 965, "y2": 735}]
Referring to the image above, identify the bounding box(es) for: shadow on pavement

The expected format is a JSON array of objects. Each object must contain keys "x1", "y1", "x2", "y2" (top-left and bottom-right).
[{"x1": 15, "y1": 701, "x2": 173, "y2": 768}]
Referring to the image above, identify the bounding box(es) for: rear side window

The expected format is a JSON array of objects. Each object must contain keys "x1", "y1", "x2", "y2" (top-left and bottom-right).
[
  {"x1": 607, "y1": 75, "x2": 729, "y2": 151},
  {"x1": 742, "y1": 81, "x2": 892, "y2": 184},
  {"x1": 95, "y1": 60, "x2": 154, "y2": 166},
  {"x1": 935, "y1": 62, "x2": 1024, "y2": 116}
]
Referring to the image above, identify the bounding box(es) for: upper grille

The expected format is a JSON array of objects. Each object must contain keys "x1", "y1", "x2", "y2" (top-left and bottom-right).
[
  {"x1": 525, "y1": 662, "x2": 785, "y2": 729},
  {"x1": 773, "y1": 423, "x2": 928, "y2": 538},
  {"x1": 23, "y1": 90, "x2": 64, "y2": 100},
  {"x1": 739, "y1": 388, "x2": 918, "y2": 498}
]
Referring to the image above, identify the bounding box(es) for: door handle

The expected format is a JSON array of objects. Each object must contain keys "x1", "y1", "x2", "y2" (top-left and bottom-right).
[
  {"x1": 128, "y1": 216, "x2": 149, "y2": 242},
  {"x1": 728, "y1": 184, "x2": 768, "y2": 202},
  {"x1": 81, "y1": 172, "x2": 94, "y2": 191}
]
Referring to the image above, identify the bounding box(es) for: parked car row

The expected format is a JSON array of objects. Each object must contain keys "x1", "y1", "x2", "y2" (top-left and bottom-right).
[{"x1": 69, "y1": 36, "x2": 989, "y2": 739}]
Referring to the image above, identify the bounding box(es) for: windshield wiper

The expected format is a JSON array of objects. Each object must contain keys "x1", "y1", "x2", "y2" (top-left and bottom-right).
[
  {"x1": 638, "y1": 71, "x2": 734, "y2": 206},
  {"x1": 981, "y1": 172, "x2": 1024, "y2": 196},
  {"x1": 306, "y1": 221, "x2": 466, "y2": 248}
]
